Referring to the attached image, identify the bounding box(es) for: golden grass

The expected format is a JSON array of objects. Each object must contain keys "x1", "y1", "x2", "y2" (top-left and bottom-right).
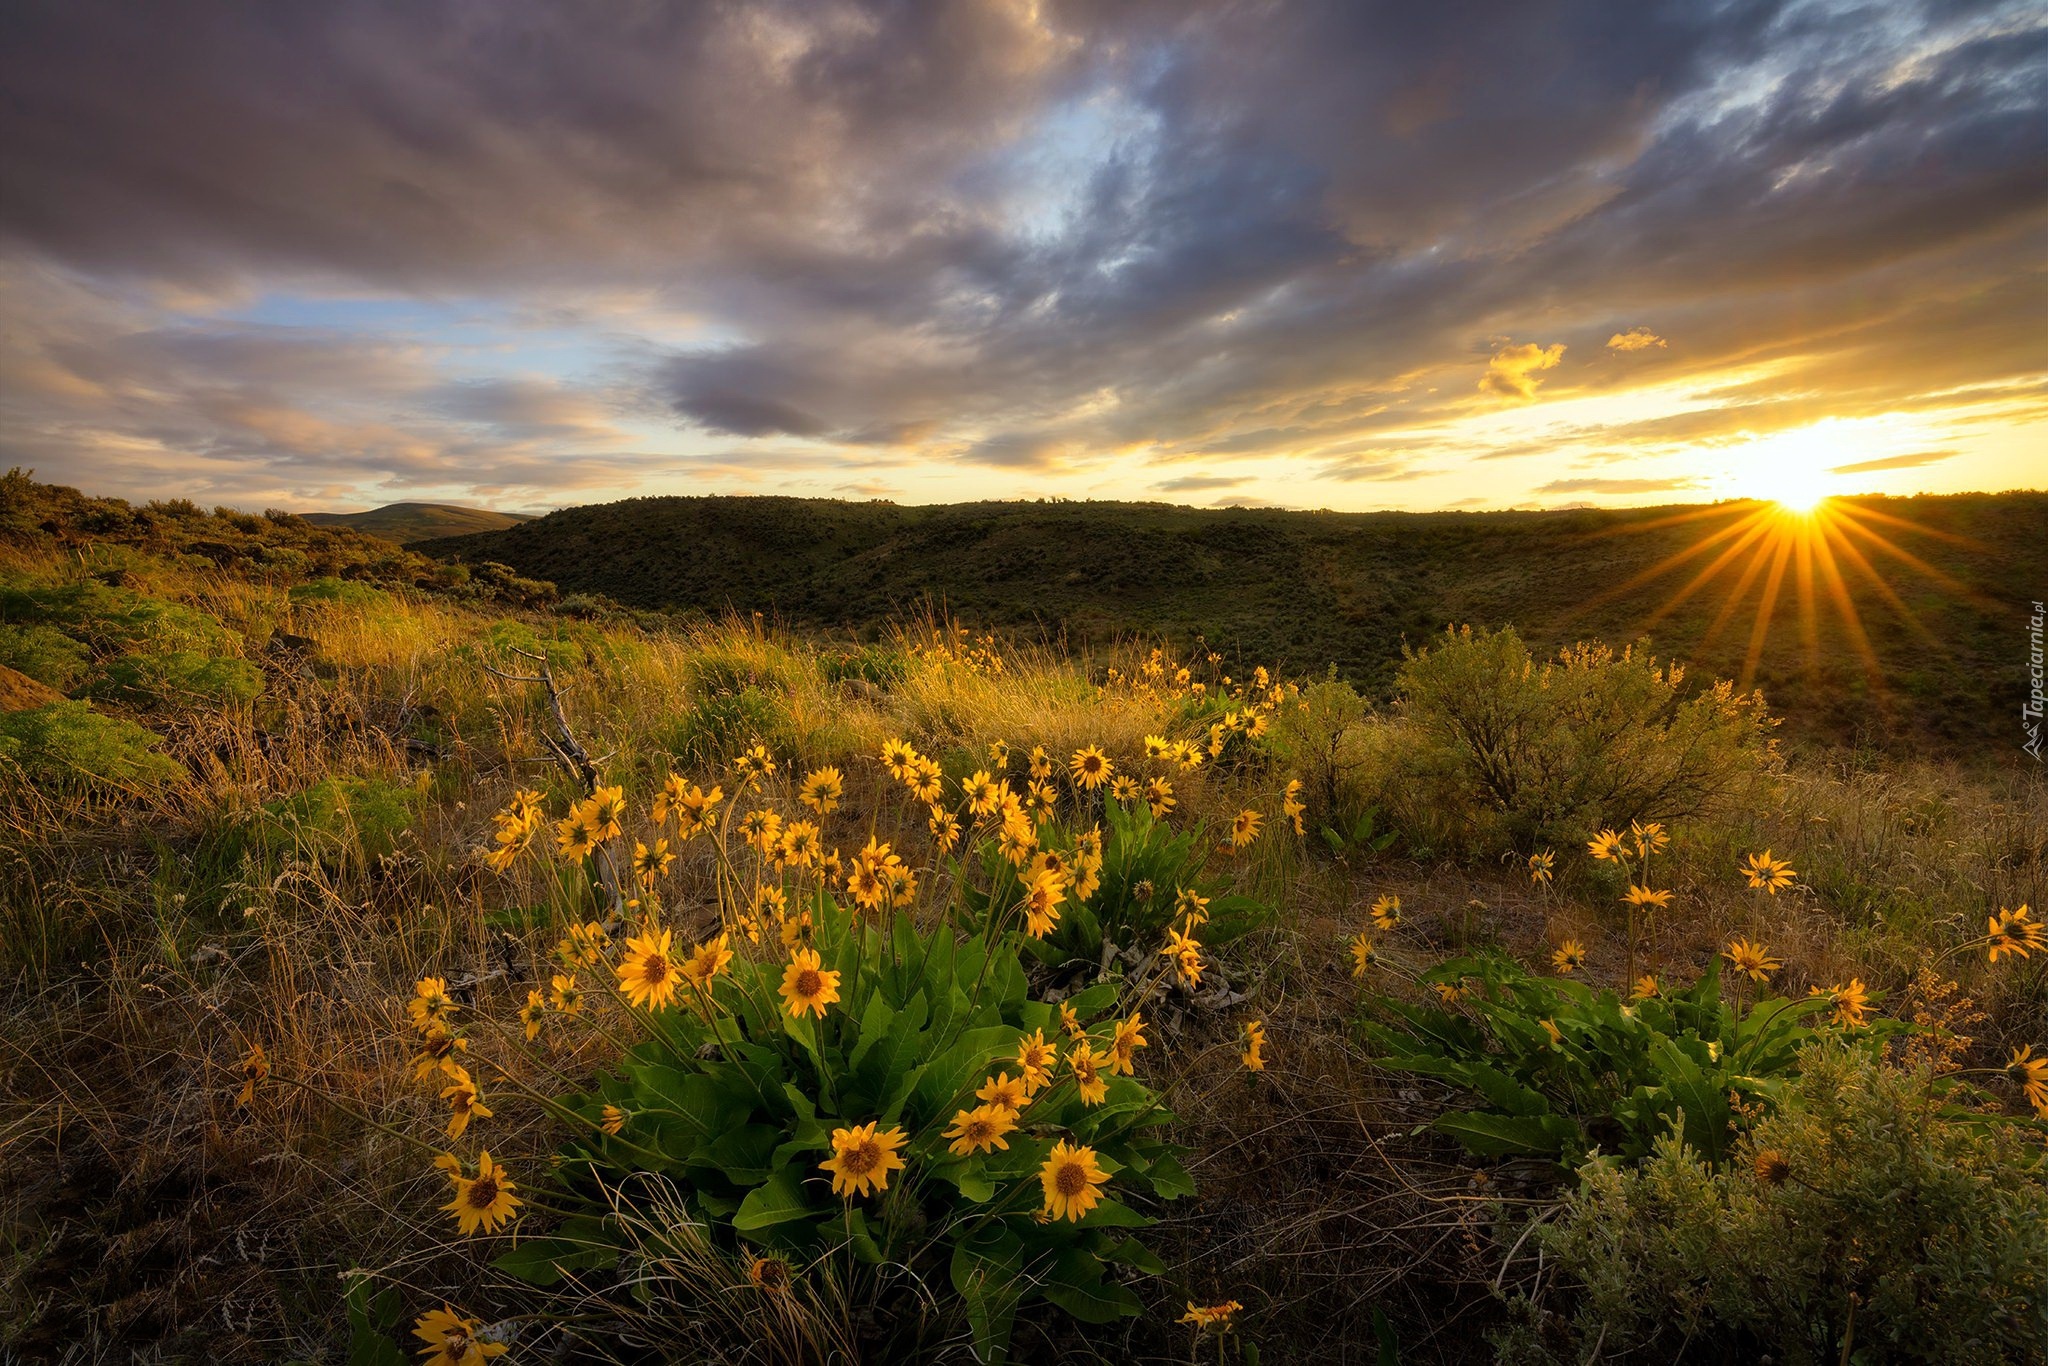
[{"x1": 2, "y1": 542, "x2": 2043, "y2": 1362}]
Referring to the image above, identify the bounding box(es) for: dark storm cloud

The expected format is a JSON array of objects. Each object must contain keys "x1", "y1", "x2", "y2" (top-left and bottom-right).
[{"x1": 0, "y1": 0, "x2": 2042, "y2": 500}]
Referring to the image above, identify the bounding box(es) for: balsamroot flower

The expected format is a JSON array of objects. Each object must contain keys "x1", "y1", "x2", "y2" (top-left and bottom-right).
[
  {"x1": 439, "y1": 1150, "x2": 522, "y2": 1235},
  {"x1": 820, "y1": 1121, "x2": 907, "y2": 1198},
  {"x1": 944, "y1": 1104, "x2": 1019, "y2": 1157},
  {"x1": 617, "y1": 928, "x2": 681, "y2": 1010},
  {"x1": 1039, "y1": 1140, "x2": 1110, "y2": 1222},
  {"x1": 778, "y1": 946, "x2": 841, "y2": 1019},
  {"x1": 412, "y1": 1306, "x2": 506, "y2": 1366},
  {"x1": 1551, "y1": 940, "x2": 1586, "y2": 974},
  {"x1": 1722, "y1": 937, "x2": 1782, "y2": 982}
]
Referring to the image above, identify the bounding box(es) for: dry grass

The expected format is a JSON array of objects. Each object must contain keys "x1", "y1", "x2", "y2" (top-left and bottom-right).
[{"x1": 2, "y1": 543, "x2": 2043, "y2": 1364}]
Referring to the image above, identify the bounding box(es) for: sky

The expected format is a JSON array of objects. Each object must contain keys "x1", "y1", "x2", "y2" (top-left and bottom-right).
[{"x1": 1, "y1": 0, "x2": 2043, "y2": 516}]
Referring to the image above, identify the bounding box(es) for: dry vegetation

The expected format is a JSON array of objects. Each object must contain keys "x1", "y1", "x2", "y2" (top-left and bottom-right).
[{"x1": 2, "y1": 476, "x2": 2044, "y2": 1364}]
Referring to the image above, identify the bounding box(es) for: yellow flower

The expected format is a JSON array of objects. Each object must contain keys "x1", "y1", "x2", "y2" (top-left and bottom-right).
[
  {"x1": 736, "y1": 808, "x2": 784, "y2": 856},
  {"x1": 1987, "y1": 905, "x2": 2044, "y2": 962},
  {"x1": 748, "y1": 1254, "x2": 791, "y2": 1293},
  {"x1": 586, "y1": 785, "x2": 627, "y2": 841},
  {"x1": 1241, "y1": 1019, "x2": 1266, "y2": 1072},
  {"x1": 412, "y1": 1305, "x2": 506, "y2": 1366},
  {"x1": 1816, "y1": 978, "x2": 1871, "y2": 1028},
  {"x1": 1740, "y1": 850, "x2": 1797, "y2": 893},
  {"x1": 1722, "y1": 937, "x2": 1782, "y2": 982},
  {"x1": 1014, "y1": 1029, "x2": 1057, "y2": 1093},
  {"x1": 1106, "y1": 1013, "x2": 1148, "y2": 1076},
  {"x1": 944, "y1": 1103, "x2": 1019, "y2": 1157},
  {"x1": 549, "y1": 973, "x2": 583, "y2": 1015},
  {"x1": 976, "y1": 1071, "x2": 1030, "y2": 1113},
  {"x1": 1142, "y1": 734, "x2": 1170, "y2": 759},
  {"x1": 1282, "y1": 778, "x2": 1306, "y2": 834},
  {"x1": 1349, "y1": 932, "x2": 1377, "y2": 978},
  {"x1": 731, "y1": 744, "x2": 777, "y2": 780},
  {"x1": 235, "y1": 1042, "x2": 268, "y2": 1106},
  {"x1": 911, "y1": 756, "x2": 944, "y2": 803},
  {"x1": 410, "y1": 1027, "x2": 469, "y2": 1082},
  {"x1": 554, "y1": 806, "x2": 601, "y2": 860},
  {"x1": 669, "y1": 782, "x2": 723, "y2": 838},
  {"x1": 1631, "y1": 974, "x2": 1659, "y2": 1001},
  {"x1": 1753, "y1": 1149, "x2": 1792, "y2": 1186},
  {"x1": 1551, "y1": 940, "x2": 1586, "y2": 974},
  {"x1": 779, "y1": 946, "x2": 842, "y2": 1019},
  {"x1": 928, "y1": 806, "x2": 961, "y2": 851},
  {"x1": 1629, "y1": 820, "x2": 1668, "y2": 858},
  {"x1": 1144, "y1": 775, "x2": 1177, "y2": 818},
  {"x1": 1039, "y1": 1139, "x2": 1110, "y2": 1222},
  {"x1": 989, "y1": 739, "x2": 1011, "y2": 767},
  {"x1": 1622, "y1": 884, "x2": 1673, "y2": 911},
  {"x1": 680, "y1": 933, "x2": 734, "y2": 993},
  {"x1": 799, "y1": 766, "x2": 844, "y2": 815},
  {"x1": 1176, "y1": 888, "x2": 1210, "y2": 926},
  {"x1": 1432, "y1": 980, "x2": 1468, "y2": 1004},
  {"x1": 631, "y1": 838, "x2": 675, "y2": 887},
  {"x1": 1528, "y1": 850, "x2": 1555, "y2": 885},
  {"x1": 1369, "y1": 894, "x2": 1401, "y2": 930},
  {"x1": 600, "y1": 1104, "x2": 627, "y2": 1136},
  {"x1": 1229, "y1": 809, "x2": 1263, "y2": 849},
  {"x1": 1068, "y1": 1042, "x2": 1109, "y2": 1105},
  {"x1": 1179, "y1": 1301, "x2": 1243, "y2": 1334},
  {"x1": 618, "y1": 928, "x2": 681, "y2": 1010},
  {"x1": 1028, "y1": 745, "x2": 1052, "y2": 780},
  {"x1": 519, "y1": 990, "x2": 546, "y2": 1040},
  {"x1": 1109, "y1": 774, "x2": 1141, "y2": 803},
  {"x1": 966, "y1": 770, "x2": 1002, "y2": 816},
  {"x1": 556, "y1": 920, "x2": 608, "y2": 968},
  {"x1": 779, "y1": 820, "x2": 821, "y2": 868},
  {"x1": 2008, "y1": 1045, "x2": 2048, "y2": 1118},
  {"x1": 1162, "y1": 925, "x2": 1204, "y2": 987},
  {"x1": 1021, "y1": 869, "x2": 1066, "y2": 937},
  {"x1": 880, "y1": 739, "x2": 918, "y2": 784},
  {"x1": 408, "y1": 977, "x2": 457, "y2": 1034},
  {"x1": 1539, "y1": 1019, "x2": 1564, "y2": 1049},
  {"x1": 819, "y1": 1122, "x2": 907, "y2": 1198},
  {"x1": 441, "y1": 1069, "x2": 492, "y2": 1139},
  {"x1": 440, "y1": 1151, "x2": 522, "y2": 1235},
  {"x1": 1069, "y1": 745, "x2": 1113, "y2": 790},
  {"x1": 1587, "y1": 828, "x2": 1625, "y2": 862}
]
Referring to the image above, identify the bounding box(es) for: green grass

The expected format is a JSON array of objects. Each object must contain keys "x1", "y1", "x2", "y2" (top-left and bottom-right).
[{"x1": 418, "y1": 490, "x2": 2048, "y2": 757}]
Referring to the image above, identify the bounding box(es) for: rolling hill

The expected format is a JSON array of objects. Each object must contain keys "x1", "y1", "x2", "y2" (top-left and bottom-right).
[
  {"x1": 416, "y1": 490, "x2": 2048, "y2": 757},
  {"x1": 304, "y1": 501, "x2": 532, "y2": 543}
]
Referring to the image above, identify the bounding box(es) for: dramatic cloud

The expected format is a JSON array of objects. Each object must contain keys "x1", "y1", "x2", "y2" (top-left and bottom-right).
[
  {"x1": 1479, "y1": 343, "x2": 1568, "y2": 401},
  {"x1": 1607, "y1": 328, "x2": 1668, "y2": 352},
  {"x1": 1828, "y1": 449, "x2": 1959, "y2": 474},
  {"x1": 0, "y1": 0, "x2": 2041, "y2": 511}
]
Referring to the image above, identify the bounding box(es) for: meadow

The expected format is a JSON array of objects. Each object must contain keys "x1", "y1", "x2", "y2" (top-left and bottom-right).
[{"x1": 3, "y1": 472, "x2": 2044, "y2": 1364}]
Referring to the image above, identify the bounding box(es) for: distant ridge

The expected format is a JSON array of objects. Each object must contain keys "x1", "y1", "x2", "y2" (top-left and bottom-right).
[
  {"x1": 304, "y1": 502, "x2": 532, "y2": 544},
  {"x1": 415, "y1": 490, "x2": 2048, "y2": 757}
]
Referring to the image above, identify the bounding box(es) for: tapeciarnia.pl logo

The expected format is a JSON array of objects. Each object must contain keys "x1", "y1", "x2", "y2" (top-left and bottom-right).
[{"x1": 2026, "y1": 599, "x2": 2045, "y2": 761}]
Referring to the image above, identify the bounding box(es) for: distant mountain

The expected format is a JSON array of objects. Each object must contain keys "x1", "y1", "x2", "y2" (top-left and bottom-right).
[
  {"x1": 415, "y1": 490, "x2": 2048, "y2": 757},
  {"x1": 304, "y1": 502, "x2": 533, "y2": 544}
]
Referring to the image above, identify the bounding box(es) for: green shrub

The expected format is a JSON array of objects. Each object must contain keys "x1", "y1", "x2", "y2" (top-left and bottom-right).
[
  {"x1": 0, "y1": 580, "x2": 235, "y2": 654},
  {"x1": 683, "y1": 639, "x2": 804, "y2": 698},
  {"x1": 512, "y1": 897, "x2": 1188, "y2": 1364},
  {"x1": 0, "y1": 622, "x2": 90, "y2": 690},
  {"x1": 1362, "y1": 626, "x2": 1778, "y2": 856},
  {"x1": 661, "y1": 686, "x2": 796, "y2": 770},
  {"x1": 0, "y1": 700, "x2": 184, "y2": 792},
  {"x1": 287, "y1": 577, "x2": 396, "y2": 610},
  {"x1": 86, "y1": 649, "x2": 264, "y2": 708},
  {"x1": 820, "y1": 643, "x2": 910, "y2": 689},
  {"x1": 1532, "y1": 1044, "x2": 2048, "y2": 1364},
  {"x1": 1361, "y1": 954, "x2": 1885, "y2": 1168},
  {"x1": 259, "y1": 776, "x2": 419, "y2": 862}
]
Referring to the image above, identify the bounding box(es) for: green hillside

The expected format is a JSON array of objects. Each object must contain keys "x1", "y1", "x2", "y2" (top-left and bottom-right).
[
  {"x1": 304, "y1": 501, "x2": 531, "y2": 543},
  {"x1": 419, "y1": 491, "x2": 2048, "y2": 757}
]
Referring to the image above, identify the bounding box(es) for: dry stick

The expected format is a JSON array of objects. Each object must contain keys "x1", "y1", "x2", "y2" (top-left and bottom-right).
[{"x1": 482, "y1": 646, "x2": 626, "y2": 917}]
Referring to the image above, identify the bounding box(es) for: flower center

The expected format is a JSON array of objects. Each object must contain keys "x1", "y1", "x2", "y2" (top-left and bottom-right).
[
  {"x1": 467, "y1": 1176, "x2": 499, "y2": 1209},
  {"x1": 1056, "y1": 1163, "x2": 1088, "y2": 1196},
  {"x1": 841, "y1": 1142, "x2": 878, "y2": 1175},
  {"x1": 795, "y1": 969, "x2": 822, "y2": 997},
  {"x1": 643, "y1": 956, "x2": 669, "y2": 984}
]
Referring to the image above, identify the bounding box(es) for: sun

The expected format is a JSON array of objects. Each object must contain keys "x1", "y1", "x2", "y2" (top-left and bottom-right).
[{"x1": 1728, "y1": 423, "x2": 1844, "y2": 512}]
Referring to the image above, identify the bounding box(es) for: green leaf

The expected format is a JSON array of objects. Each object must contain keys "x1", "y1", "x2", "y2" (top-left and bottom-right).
[
  {"x1": 1041, "y1": 1245, "x2": 1142, "y2": 1323},
  {"x1": 492, "y1": 1234, "x2": 616, "y2": 1287},
  {"x1": 1142, "y1": 1151, "x2": 1196, "y2": 1199},
  {"x1": 732, "y1": 1163, "x2": 819, "y2": 1232}
]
